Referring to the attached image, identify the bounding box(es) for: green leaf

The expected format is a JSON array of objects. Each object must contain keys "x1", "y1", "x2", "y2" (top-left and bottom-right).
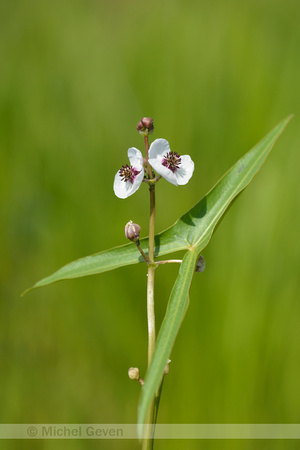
[
  {"x1": 171, "y1": 115, "x2": 293, "y2": 252},
  {"x1": 24, "y1": 115, "x2": 292, "y2": 296},
  {"x1": 23, "y1": 233, "x2": 189, "y2": 295},
  {"x1": 138, "y1": 249, "x2": 198, "y2": 437},
  {"x1": 137, "y1": 115, "x2": 293, "y2": 435}
]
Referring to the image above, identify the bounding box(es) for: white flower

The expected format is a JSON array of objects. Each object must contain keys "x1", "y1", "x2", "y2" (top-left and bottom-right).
[
  {"x1": 148, "y1": 139, "x2": 194, "y2": 186},
  {"x1": 113, "y1": 148, "x2": 144, "y2": 199}
]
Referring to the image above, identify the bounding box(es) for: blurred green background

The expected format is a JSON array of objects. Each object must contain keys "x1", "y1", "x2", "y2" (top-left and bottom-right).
[{"x1": 1, "y1": 0, "x2": 300, "y2": 449}]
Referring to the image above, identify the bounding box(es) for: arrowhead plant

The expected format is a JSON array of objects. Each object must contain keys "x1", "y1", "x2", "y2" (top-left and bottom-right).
[{"x1": 24, "y1": 115, "x2": 293, "y2": 449}]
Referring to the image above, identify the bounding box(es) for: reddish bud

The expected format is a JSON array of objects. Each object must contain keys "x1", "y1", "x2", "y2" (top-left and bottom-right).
[
  {"x1": 137, "y1": 117, "x2": 154, "y2": 136},
  {"x1": 125, "y1": 220, "x2": 141, "y2": 242}
]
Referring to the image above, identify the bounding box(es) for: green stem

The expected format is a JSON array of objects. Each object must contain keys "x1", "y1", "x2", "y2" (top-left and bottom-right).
[
  {"x1": 142, "y1": 135, "x2": 157, "y2": 450},
  {"x1": 135, "y1": 241, "x2": 151, "y2": 264},
  {"x1": 147, "y1": 260, "x2": 156, "y2": 365},
  {"x1": 144, "y1": 135, "x2": 154, "y2": 180},
  {"x1": 156, "y1": 259, "x2": 182, "y2": 265}
]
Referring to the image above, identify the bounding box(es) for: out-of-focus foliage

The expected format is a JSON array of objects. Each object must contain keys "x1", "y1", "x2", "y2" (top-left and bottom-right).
[{"x1": 1, "y1": 1, "x2": 299, "y2": 449}]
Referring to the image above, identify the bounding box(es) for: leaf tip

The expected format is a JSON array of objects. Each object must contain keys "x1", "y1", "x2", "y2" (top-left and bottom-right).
[
  {"x1": 21, "y1": 286, "x2": 33, "y2": 297},
  {"x1": 282, "y1": 114, "x2": 294, "y2": 127}
]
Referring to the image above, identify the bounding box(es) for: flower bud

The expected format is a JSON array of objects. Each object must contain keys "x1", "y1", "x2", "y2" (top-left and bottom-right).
[
  {"x1": 195, "y1": 255, "x2": 206, "y2": 273},
  {"x1": 128, "y1": 367, "x2": 140, "y2": 381},
  {"x1": 125, "y1": 220, "x2": 141, "y2": 242},
  {"x1": 137, "y1": 117, "x2": 154, "y2": 136}
]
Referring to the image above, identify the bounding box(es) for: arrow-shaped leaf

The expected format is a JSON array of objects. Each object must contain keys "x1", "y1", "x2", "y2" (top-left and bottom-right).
[
  {"x1": 137, "y1": 115, "x2": 293, "y2": 435},
  {"x1": 23, "y1": 233, "x2": 188, "y2": 295},
  {"x1": 24, "y1": 116, "x2": 292, "y2": 296}
]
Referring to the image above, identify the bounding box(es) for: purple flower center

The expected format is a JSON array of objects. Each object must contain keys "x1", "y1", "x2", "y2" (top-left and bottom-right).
[
  {"x1": 119, "y1": 164, "x2": 141, "y2": 184},
  {"x1": 162, "y1": 151, "x2": 181, "y2": 173}
]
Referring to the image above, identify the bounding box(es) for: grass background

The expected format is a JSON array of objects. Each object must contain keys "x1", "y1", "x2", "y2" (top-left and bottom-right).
[{"x1": 1, "y1": 0, "x2": 300, "y2": 449}]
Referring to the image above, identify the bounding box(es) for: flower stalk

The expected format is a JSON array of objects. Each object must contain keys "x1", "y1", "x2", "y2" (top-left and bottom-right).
[
  {"x1": 112, "y1": 117, "x2": 195, "y2": 449},
  {"x1": 142, "y1": 134, "x2": 157, "y2": 449}
]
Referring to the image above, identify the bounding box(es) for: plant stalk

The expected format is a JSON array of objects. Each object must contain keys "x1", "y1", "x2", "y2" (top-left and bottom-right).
[{"x1": 142, "y1": 135, "x2": 157, "y2": 450}]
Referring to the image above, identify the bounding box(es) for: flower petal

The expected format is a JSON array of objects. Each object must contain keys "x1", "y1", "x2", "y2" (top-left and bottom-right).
[
  {"x1": 148, "y1": 139, "x2": 180, "y2": 185},
  {"x1": 128, "y1": 147, "x2": 143, "y2": 169},
  {"x1": 148, "y1": 139, "x2": 194, "y2": 186},
  {"x1": 174, "y1": 155, "x2": 195, "y2": 185},
  {"x1": 150, "y1": 162, "x2": 179, "y2": 185},
  {"x1": 113, "y1": 168, "x2": 144, "y2": 199},
  {"x1": 113, "y1": 146, "x2": 144, "y2": 199},
  {"x1": 148, "y1": 139, "x2": 170, "y2": 161}
]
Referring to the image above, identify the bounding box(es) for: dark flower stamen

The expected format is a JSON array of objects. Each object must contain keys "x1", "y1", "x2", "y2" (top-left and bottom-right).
[
  {"x1": 119, "y1": 164, "x2": 141, "y2": 184},
  {"x1": 162, "y1": 151, "x2": 182, "y2": 173}
]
